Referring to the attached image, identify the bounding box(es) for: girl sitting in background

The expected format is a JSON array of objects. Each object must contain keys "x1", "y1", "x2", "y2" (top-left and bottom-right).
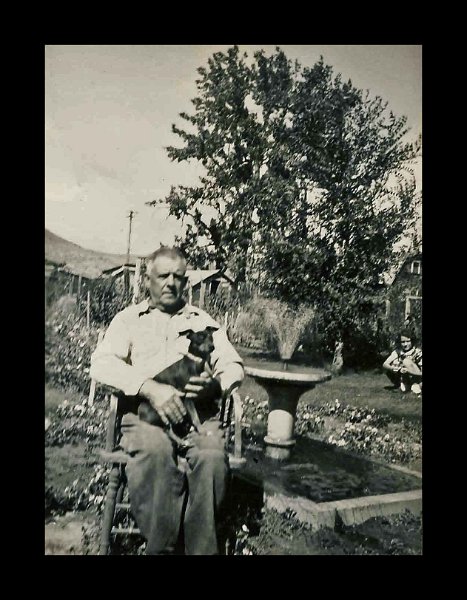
[{"x1": 383, "y1": 329, "x2": 422, "y2": 395}]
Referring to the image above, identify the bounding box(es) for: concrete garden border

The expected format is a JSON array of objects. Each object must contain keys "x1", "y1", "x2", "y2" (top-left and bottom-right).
[
  {"x1": 261, "y1": 460, "x2": 422, "y2": 529},
  {"x1": 233, "y1": 441, "x2": 422, "y2": 531},
  {"x1": 264, "y1": 486, "x2": 422, "y2": 529}
]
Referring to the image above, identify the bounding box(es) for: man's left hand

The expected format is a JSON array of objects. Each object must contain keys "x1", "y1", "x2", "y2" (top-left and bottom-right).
[{"x1": 184, "y1": 371, "x2": 222, "y2": 402}]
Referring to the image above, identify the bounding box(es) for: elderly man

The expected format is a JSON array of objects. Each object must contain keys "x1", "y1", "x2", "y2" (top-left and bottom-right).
[{"x1": 90, "y1": 247, "x2": 244, "y2": 555}]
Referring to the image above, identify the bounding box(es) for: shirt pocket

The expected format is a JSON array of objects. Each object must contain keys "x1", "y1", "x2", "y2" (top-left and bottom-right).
[{"x1": 131, "y1": 320, "x2": 167, "y2": 364}]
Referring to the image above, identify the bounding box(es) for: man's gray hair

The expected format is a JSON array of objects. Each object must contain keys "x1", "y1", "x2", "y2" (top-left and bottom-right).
[{"x1": 146, "y1": 246, "x2": 187, "y2": 266}]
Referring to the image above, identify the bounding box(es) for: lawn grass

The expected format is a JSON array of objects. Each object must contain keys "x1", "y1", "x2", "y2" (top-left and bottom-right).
[
  {"x1": 239, "y1": 370, "x2": 422, "y2": 423},
  {"x1": 46, "y1": 367, "x2": 422, "y2": 425}
]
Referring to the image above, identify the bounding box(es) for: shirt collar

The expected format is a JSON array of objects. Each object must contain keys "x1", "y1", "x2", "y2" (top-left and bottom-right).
[
  {"x1": 136, "y1": 298, "x2": 189, "y2": 318},
  {"x1": 136, "y1": 299, "x2": 220, "y2": 332}
]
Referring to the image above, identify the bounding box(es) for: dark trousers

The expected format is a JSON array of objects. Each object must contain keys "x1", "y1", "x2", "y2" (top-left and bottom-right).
[{"x1": 120, "y1": 413, "x2": 229, "y2": 555}]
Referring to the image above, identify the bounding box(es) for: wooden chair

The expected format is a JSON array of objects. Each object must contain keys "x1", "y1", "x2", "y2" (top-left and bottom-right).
[{"x1": 98, "y1": 388, "x2": 245, "y2": 555}]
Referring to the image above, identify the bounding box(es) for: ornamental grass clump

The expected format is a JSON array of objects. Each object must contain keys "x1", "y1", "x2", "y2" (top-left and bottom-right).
[{"x1": 256, "y1": 298, "x2": 316, "y2": 368}]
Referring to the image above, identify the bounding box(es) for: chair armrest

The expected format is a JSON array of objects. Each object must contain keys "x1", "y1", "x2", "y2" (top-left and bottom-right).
[
  {"x1": 99, "y1": 449, "x2": 129, "y2": 464},
  {"x1": 104, "y1": 393, "x2": 121, "y2": 453},
  {"x1": 100, "y1": 384, "x2": 124, "y2": 397},
  {"x1": 228, "y1": 388, "x2": 247, "y2": 469}
]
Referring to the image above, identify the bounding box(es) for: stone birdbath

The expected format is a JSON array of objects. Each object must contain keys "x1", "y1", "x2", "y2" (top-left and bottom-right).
[
  {"x1": 245, "y1": 363, "x2": 331, "y2": 459},
  {"x1": 243, "y1": 299, "x2": 331, "y2": 460}
]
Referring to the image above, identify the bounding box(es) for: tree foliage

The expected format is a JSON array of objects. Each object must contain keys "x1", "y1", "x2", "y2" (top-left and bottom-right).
[{"x1": 151, "y1": 46, "x2": 421, "y2": 359}]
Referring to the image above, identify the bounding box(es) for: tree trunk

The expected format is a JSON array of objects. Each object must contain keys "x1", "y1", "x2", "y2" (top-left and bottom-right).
[{"x1": 331, "y1": 338, "x2": 344, "y2": 375}]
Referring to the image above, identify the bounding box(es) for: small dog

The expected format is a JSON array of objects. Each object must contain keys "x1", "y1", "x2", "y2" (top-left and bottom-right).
[{"x1": 137, "y1": 327, "x2": 216, "y2": 442}]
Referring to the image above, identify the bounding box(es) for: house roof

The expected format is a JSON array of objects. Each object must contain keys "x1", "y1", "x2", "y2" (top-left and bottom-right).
[
  {"x1": 384, "y1": 251, "x2": 422, "y2": 286},
  {"x1": 45, "y1": 229, "x2": 139, "y2": 279},
  {"x1": 186, "y1": 269, "x2": 222, "y2": 287},
  {"x1": 101, "y1": 265, "x2": 235, "y2": 286},
  {"x1": 101, "y1": 264, "x2": 136, "y2": 275},
  {"x1": 45, "y1": 264, "x2": 55, "y2": 277}
]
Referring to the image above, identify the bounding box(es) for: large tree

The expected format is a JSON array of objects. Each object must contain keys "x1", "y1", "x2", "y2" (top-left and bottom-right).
[{"x1": 150, "y1": 46, "x2": 421, "y2": 364}]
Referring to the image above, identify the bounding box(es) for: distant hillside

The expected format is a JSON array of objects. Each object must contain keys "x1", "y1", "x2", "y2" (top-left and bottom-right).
[{"x1": 45, "y1": 229, "x2": 139, "y2": 279}]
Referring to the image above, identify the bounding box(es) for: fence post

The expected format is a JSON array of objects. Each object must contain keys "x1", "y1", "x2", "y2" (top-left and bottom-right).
[
  {"x1": 199, "y1": 281, "x2": 206, "y2": 309},
  {"x1": 385, "y1": 299, "x2": 391, "y2": 319},
  {"x1": 86, "y1": 329, "x2": 104, "y2": 406},
  {"x1": 86, "y1": 291, "x2": 91, "y2": 328},
  {"x1": 188, "y1": 284, "x2": 193, "y2": 306},
  {"x1": 77, "y1": 275, "x2": 82, "y2": 308},
  {"x1": 132, "y1": 258, "x2": 141, "y2": 304},
  {"x1": 404, "y1": 296, "x2": 411, "y2": 321}
]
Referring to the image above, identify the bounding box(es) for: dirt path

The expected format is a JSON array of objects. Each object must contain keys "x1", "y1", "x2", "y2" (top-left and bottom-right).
[{"x1": 45, "y1": 511, "x2": 99, "y2": 555}]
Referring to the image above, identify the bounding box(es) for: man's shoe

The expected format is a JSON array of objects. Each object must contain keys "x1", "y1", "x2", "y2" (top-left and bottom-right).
[{"x1": 400, "y1": 382, "x2": 407, "y2": 393}]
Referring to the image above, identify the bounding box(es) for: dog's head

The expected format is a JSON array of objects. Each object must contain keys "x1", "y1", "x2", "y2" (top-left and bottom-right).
[{"x1": 180, "y1": 327, "x2": 216, "y2": 362}]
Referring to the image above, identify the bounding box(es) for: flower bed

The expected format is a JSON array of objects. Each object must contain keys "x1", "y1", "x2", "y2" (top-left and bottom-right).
[
  {"x1": 232, "y1": 507, "x2": 422, "y2": 555},
  {"x1": 241, "y1": 396, "x2": 422, "y2": 466},
  {"x1": 45, "y1": 390, "x2": 422, "y2": 554},
  {"x1": 45, "y1": 399, "x2": 110, "y2": 517}
]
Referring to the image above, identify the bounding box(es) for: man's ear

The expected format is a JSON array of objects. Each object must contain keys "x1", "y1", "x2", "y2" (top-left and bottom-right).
[{"x1": 144, "y1": 272, "x2": 151, "y2": 291}]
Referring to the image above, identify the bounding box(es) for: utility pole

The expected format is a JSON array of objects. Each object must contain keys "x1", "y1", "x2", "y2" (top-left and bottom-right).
[
  {"x1": 126, "y1": 210, "x2": 135, "y2": 265},
  {"x1": 124, "y1": 210, "x2": 136, "y2": 296}
]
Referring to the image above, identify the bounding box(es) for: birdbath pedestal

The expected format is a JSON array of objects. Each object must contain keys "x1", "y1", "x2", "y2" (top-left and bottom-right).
[{"x1": 245, "y1": 365, "x2": 331, "y2": 460}]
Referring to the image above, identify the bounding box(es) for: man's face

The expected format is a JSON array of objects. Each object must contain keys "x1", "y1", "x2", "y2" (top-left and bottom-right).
[
  {"x1": 400, "y1": 336, "x2": 413, "y2": 352},
  {"x1": 145, "y1": 255, "x2": 188, "y2": 312}
]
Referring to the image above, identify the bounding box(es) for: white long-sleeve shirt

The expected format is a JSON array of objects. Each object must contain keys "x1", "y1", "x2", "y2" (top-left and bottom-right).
[{"x1": 90, "y1": 299, "x2": 244, "y2": 397}]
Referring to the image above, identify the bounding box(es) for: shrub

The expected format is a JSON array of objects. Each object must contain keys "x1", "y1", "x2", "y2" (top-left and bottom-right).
[
  {"x1": 88, "y1": 277, "x2": 132, "y2": 326},
  {"x1": 224, "y1": 294, "x2": 316, "y2": 360},
  {"x1": 45, "y1": 304, "x2": 100, "y2": 395}
]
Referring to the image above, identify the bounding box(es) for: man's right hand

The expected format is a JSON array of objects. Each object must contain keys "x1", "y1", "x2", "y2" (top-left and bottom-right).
[{"x1": 139, "y1": 379, "x2": 187, "y2": 427}]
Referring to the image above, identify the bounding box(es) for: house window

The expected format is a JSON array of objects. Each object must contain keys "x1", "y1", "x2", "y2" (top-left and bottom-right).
[{"x1": 410, "y1": 260, "x2": 421, "y2": 275}]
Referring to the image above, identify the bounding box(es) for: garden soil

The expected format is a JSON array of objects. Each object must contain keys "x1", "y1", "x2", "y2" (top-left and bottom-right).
[{"x1": 45, "y1": 441, "x2": 421, "y2": 555}]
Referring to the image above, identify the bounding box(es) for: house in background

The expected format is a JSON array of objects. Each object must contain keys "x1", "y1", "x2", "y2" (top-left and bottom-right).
[
  {"x1": 185, "y1": 268, "x2": 235, "y2": 307},
  {"x1": 101, "y1": 264, "x2": 137, "y2": 294},
  {"x1": 45, "y1": 228, "x2": 138, "y2": 308},
  {"x1": 385, "y1": 251, "x2": 422, "y2": 326},
  {"x1": 45, "y1": 262, "x2": 96, "y2": 310}
]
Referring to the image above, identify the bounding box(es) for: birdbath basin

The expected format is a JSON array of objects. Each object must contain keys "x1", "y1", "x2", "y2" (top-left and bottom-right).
[{"x1": 245, "y1": 362, "x2": 331, "y2": 460}]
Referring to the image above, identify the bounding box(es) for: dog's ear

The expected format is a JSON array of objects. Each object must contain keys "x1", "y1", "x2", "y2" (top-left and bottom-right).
[{"x1": 178, "y1": 329, "x2": 194, "y2": 338}]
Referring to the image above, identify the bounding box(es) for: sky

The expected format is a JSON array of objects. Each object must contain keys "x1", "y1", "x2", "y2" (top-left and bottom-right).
[{"x1": 45, "y1": 44, "x2": 422, "y2": 256}]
